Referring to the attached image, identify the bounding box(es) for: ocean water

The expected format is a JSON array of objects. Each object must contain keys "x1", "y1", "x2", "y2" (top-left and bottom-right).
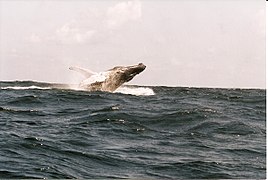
[{"x1": 0, "y1": 81, "x2": 265, "y2": 179}]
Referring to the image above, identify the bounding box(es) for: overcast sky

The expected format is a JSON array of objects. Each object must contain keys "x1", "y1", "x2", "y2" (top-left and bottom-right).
[{"x1": 0, "y1": 0, "x2": 265, "y2": 88}]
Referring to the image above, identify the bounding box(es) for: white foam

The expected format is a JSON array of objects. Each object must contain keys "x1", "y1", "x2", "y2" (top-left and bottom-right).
[
  {"x1": 115, "y1": 86, "x2": 155, "y2": 96},
  {"x1": 1, "y1": 86, "x2": 51, "y2": 90}
]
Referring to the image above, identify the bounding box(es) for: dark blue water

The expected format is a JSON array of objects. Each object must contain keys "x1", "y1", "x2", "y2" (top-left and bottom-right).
[{"x1": 0, "y1": 81, "x2": 266, "y2": 179}]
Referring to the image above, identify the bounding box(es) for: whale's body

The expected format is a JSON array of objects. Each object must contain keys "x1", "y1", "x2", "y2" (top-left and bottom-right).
[{"x1": 69, "y1": 63, "x2": 146, "y2": 92}]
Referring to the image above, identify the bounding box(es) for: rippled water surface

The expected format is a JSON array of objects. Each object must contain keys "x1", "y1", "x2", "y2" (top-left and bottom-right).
[{"x1": 0, "y1": 81, "x2": 266, "y2": 179}]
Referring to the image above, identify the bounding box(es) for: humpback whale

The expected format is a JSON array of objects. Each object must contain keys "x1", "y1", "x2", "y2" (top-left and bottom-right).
[{"x1": 69, "y1": 63, "x2": 146, "y2": 92}]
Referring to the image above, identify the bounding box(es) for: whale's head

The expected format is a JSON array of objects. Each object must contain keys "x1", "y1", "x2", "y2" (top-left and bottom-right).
[
  {"x1": 110, "y1": 63, "x2": 146, "y2": 82},
  {"x1": 121, "y1": 63, "x2": 146, "y2": 82},
  {"x1": 103, "y1": 63, "x2": 146, "y2": 91}
]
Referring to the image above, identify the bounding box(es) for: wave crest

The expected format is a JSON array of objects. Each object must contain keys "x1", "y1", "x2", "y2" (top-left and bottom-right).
[{"x1": 1, "y1": 86, "x2": 51, "y2": 90}]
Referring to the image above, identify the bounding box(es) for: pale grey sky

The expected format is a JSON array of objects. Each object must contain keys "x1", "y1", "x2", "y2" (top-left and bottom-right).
[{"x1": 0, "y1": 0, "x2": 265, "y2": 88}]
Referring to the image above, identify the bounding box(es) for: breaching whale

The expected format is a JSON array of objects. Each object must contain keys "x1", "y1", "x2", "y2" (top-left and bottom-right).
[{"x1": 69, "y1": 63, "x2": 146, "y2": 92}]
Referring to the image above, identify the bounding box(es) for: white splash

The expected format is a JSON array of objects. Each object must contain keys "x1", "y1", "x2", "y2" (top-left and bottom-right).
[
  {"x1": 115, "y1": 86, "x2": 155, "y2": 96},
  {"x1": 1, "y1": 86, "x2": 51, "y2": 90},
  {"x1": 80, "y1": 72, "x2": 108, "y2": 87}
]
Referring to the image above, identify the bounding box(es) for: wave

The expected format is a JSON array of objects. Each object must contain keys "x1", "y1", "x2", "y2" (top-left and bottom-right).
[
  {"x1": 1, "y1": 86, "x2": 51, "y2": 90},
  {"x1": 0, "y1": 80, "x2": 265, "y2": 179},
  {"x1": 0, "y1": 82, "x2": 155, "y2": 96}
]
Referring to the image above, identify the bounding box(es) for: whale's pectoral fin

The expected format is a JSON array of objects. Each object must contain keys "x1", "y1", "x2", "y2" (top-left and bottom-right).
[{"x1": 69, "y1": 66, "x2": 96, "y2": 78}]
